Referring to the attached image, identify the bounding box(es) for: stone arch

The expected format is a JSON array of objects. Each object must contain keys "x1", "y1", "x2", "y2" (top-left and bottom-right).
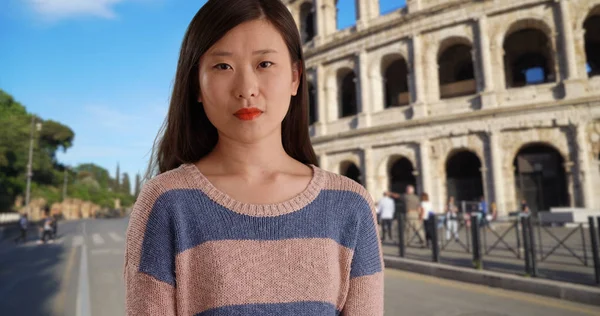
[
  {"x1": 340, "y1": 160, "x2": 362, "y2": 184},
  {"x1": 445, "y1": 149, "x2": 485, "y2": 207},
  {"x1": 584, "y1": 6, "x2": 600, "y2": 77},
  {"x1": 380, "y1": 53, "x2": 410, "y2": 107},
  {"x1": 501, "y1": 19, "x2": 557, "y2": 88},
  {"x1": 337, "y1": 67, "x2": 358, "y2": 118},
  {"x1": 386, "y1": 155, "x2": 417, "y2": 195},
  {"x1": 512, "y1": 143, "x2": 569, "y2": 212},
  {"x1": 299, "y1": 2, "x2": 316, "y2": 44},
  {"x1": 437, "y1": 37, "x2": 476, "y2": 98}
]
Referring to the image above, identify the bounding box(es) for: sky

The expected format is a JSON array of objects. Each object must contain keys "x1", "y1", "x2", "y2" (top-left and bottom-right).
[{"x1": 0, "y1": 0, "x2": 406, "y2": 187}]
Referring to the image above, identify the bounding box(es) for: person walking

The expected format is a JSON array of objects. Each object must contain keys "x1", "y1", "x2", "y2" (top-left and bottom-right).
[
  {"x1": 38, "y1": 207, "x2": 54, "y2": 244},
  {"x1": 377, "y1": 192, "x2": 395, "y2": 242},
  {"x1": 14, "y1": 213, "x2": 28, "y2": 244},
  {"x1": 446, "y1": 196, "x2": 459, "y2": 242},
  {"x1": 404, "y1": 185, "x2": 424, "y2": 247},
  {"x1": 478, "y1": 196, "x2": 488, "y2": 227},
  {"x1": 419, "y1": 193, "x2": 435, "y2": 248}
]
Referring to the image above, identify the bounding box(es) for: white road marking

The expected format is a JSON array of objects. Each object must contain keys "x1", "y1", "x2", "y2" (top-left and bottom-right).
[
  {"x1": 73, "y1": 236, "x2": 84, "y2": 247},
  {"x1": 92, "y1": 234, "x2": 104, "y2": 245},
  {"x1": 76, "y1": 222, "x2": 92, "y2": 316},
  {"x1": 108, "y1": 232, "x2": 124, "y2": 242}
]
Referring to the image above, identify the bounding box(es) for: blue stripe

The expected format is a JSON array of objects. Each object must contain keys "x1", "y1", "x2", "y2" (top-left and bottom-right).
[
  {"x1": 138, "y1": 189, "x2": 382, "y2": 286},
  {"x1": 195, "y1": 301, "x2": 340, "y2": 316}
]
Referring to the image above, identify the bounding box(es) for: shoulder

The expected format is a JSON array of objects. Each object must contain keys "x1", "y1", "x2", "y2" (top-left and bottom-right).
[
  {"x1": 132, "y1": 164, "x2": 198, "y2": 217},
  {"x1": 315, "y1": 166, "x2": 376, "y2": 211}
]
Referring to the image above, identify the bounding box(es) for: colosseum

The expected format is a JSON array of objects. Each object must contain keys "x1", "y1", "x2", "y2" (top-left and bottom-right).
[{"x1": 284, "y1": 0, "x2": 600, "y2": 216}]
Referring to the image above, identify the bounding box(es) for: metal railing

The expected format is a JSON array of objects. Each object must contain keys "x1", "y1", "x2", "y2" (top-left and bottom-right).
[{"x1": 393, "y1": 212, "x2": 600, "y2": 285}]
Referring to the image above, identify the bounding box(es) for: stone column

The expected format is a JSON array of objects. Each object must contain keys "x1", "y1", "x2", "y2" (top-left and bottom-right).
[
  {"x1": 363, "y1": 146, "x2": 377, "y2": 195},
  {"x1": 478, "y1": 16, "x2": 498, "y2": 108},
  {"x1": 564, "y1": 161, "x2": 576, "y2": 207},
  {"x1": 410, "y1": 34, "x2": 428, "y2": 118},
  {"x1": 357, "y1": 51, "x2": 372, "y2": 126},
  {"x1": 419, "y1": 140, "x2": 432, "y2": 198},
  {"x1": 315, "y1": 63, "x2": 328, "y2": 135},
  {"x1": 289, "y1": 5, "x2": 300, "y2": 31},
  {"x1": 489, "y1": 131, "x2": 507, "y2": 216},
  {"x1": 314, "y1": 0, "x2": 336, "y2": 45},
  {"x1": 576, "y1": 123, "x2": 595, "y2": 209},
  {"x1": 356, "y1": 0, "x2": 380, "y2": 31},
  {"x1": 406, "y1": 0, "x2": 421, "y2": 13},
  {"x1": 371, "y1": 60, "x2": 385, "y2": 113},
  {"x1": 558, "y1": 0, "x2": 587, "y2": 97},
  {"x1": 559, "y1": 0, "x2": 578, "y2": 80}
]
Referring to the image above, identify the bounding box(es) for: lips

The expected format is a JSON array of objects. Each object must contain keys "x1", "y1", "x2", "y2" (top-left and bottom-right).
[{"x1": 234, "y1": 107, "x2": 263, "y2": 121}]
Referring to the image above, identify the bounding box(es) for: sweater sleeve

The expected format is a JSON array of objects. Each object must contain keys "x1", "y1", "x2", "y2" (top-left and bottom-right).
[
  {"x1": 342, "y1": 191, "x2": 384, "y2": 316},
  {"x1": 124, "y1": 180, "x2": 177, "y2": 316}
]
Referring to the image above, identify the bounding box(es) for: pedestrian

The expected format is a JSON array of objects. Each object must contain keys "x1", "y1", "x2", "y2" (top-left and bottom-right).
[
  {"x1": 14, "y1": 213, "x2": 28, "y2": 244},
  {"x1": 446, "y1": 196, "x2": 459, "y2": 242},
  {"x1": 403, "y1": 185, "x2": 424, "y2": 247},
  {"x1": 51, "y1": 210, "x2": 58, "y2": 238},
  {"x1": 419, "y1": 192, "x2": 434, "y2": 248},
  {"x1": 124, "y1": 1, "x2": 383, "y2": 315},
  {"x1": 478, "y1": 196, "x2": 488, "y2": 227},
  {"x1": 377, "y1": 191, "x2": 395, "y2": 242},
  {"x1": 38, "y1": 207, "x2": 54, "y2": 244},
  {"x1": 521, "y1": 199, "x2": 530, "y2": 214}
]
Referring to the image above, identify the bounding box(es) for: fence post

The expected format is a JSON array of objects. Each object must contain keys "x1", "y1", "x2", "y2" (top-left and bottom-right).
[
  {"x1": 588, "y1": 216, "x2": 600, "y2": 285},
  {"x1": 398, "y1": 213, "x2": 405, "y2": 258},
  {"x1": 431, "y1": 215, "x2": 439, "y2": 263},
  {"x1": 515, "y1": 220, "x2": 522, "y2": 259},
  {"x1": 527, "y1": 216, "x2": 538, "y2": 277},
  {"x1": 521, "y1": 216, "x2": 532, "y2": 276},
  {"x1": 471, "y1": 213, "x2": 482, "y2": 269}
]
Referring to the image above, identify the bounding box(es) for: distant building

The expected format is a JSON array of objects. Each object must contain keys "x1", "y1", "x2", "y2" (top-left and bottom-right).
[{"x1": 285, "y1": 0, "x2": 600, "y2": 215}]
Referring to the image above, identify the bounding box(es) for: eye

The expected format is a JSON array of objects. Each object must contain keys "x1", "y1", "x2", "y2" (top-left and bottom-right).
[
  {"x1": 259, "y1": 61, "x2": 273, "y2": 68},
  {"x1": 214, "y1": 63, "x2": 231, "y2": 70}
]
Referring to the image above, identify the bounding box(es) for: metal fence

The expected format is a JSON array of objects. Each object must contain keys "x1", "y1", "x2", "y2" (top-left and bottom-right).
[{"x1": 390, "y1": 212, "x2": 600, "y2": 286}]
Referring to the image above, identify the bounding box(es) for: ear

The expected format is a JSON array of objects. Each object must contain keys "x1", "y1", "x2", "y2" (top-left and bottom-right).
[{"x1": 291, "y1": 61, "x2": 302, "y2": 96}]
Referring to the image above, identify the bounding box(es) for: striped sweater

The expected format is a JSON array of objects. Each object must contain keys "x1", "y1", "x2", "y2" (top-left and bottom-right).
[{"x1": 124, "y1": 163, "x2": 384, "y2": 316}]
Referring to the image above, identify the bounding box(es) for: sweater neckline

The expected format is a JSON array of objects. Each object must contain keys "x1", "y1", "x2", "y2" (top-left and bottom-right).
[{"x1": 182, "y1": 163, "x2": 324, "y2": 217}]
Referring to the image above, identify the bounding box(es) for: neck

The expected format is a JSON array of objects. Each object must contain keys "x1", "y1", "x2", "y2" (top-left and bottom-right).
[{"x1": 206, "y1": 129, "x2": 293, "y2": 177}]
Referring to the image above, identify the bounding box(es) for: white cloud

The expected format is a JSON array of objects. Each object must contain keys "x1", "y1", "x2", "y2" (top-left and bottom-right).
[{"x1": 25, "y1": 0, "x2": 126, "y2": 20}]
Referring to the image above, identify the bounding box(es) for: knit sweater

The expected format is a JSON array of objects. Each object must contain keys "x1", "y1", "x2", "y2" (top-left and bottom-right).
[{"x1": 124, "y1": 163, "x2": 384, "y2": 316}]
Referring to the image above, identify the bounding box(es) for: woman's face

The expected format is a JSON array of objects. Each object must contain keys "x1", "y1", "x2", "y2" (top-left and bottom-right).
[{"x1": 197, "y1": 19, "x2": 301, "y2": 144}]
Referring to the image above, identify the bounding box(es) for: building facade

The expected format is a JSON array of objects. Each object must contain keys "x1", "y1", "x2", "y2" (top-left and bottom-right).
[{"x1": 285, "y1": 0, "x2": 600, "y2": 215}]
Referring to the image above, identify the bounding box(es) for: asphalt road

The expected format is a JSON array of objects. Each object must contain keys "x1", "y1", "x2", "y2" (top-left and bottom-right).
[{"x1": 1, "y1": 218, "x2": 599, "y2": 316}]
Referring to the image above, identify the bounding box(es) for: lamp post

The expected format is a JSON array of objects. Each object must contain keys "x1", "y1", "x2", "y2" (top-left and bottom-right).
[
  {"x1": 62, "y1": 166, "x2": 69, "y2": 201},
  {"x1": 25, "y1": 116, "x2": 42, "y2": 217}
]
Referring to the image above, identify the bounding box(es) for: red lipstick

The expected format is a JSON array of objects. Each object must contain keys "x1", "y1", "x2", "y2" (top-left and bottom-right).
[{"x1": 234, "y1": 107, "x2": 263, "y2": 121}]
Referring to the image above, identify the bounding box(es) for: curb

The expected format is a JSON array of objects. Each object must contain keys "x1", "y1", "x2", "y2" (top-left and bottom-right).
[{"x1": 384, "y1": 255, "x2": 600, "y2": 307}]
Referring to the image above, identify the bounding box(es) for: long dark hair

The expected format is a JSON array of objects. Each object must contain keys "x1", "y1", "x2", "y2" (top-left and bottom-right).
[{"x1": 145, "y1": 0, "x2": 317, "y2": 179}]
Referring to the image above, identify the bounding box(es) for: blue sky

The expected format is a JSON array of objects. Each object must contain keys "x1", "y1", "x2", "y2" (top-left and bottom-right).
[{"x1": 0, "y1": 0, "x2": 406, "y2": 185}]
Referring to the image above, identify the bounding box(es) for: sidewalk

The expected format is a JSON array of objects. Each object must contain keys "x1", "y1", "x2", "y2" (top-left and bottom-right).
[{"x1": 384, "y1": 255, "x2": 600, "y2": 307}]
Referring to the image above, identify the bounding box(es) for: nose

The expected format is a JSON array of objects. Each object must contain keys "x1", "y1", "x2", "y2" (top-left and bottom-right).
[{"x1": 235, "y1": 67, "x2": 259, "y2": 100}]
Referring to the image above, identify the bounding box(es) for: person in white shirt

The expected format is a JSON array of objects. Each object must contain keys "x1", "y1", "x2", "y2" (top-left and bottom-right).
[
  {"x1": 419, "y1": 192, "x2": 435, "y2": 248},
  {"x1": 377, "y1": 191, "x2": 396, "y2": 242}
]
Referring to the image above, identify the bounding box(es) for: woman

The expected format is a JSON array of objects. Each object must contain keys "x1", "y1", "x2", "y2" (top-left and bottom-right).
[
  {"x1": 419, "y1": 192, "x2": 434, "y2": 248},
  {"x1": 124, "y1": 1, "x2": 384, "y2": 315},
  {"x1": 445, "y1": 196, "x2": 459, "y2": 242}
]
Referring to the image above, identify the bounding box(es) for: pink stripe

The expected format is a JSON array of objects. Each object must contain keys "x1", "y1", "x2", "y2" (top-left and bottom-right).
[
  {"x1": 341, "y1": 272, "x2": 384, "y2": 315},
  {"x1": 125, "y1": 265, "x2": 176, "y2": 316},
  {"x1": 175, "y1": 238, "x2": 353, "y2": 315}
]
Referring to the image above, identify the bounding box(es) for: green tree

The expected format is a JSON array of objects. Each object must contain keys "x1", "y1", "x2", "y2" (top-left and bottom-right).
[
  {"x1": 134, "y1": 173, "x2": 141, "y2": 198},
  {"x1": 121, "y1": 173, "x2": 131, "y2": 196}
]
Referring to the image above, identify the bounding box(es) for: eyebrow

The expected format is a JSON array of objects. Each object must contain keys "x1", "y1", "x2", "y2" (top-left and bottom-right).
[{"x1": 209, "y1": 49, "x2": 278, "y2": 57}]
